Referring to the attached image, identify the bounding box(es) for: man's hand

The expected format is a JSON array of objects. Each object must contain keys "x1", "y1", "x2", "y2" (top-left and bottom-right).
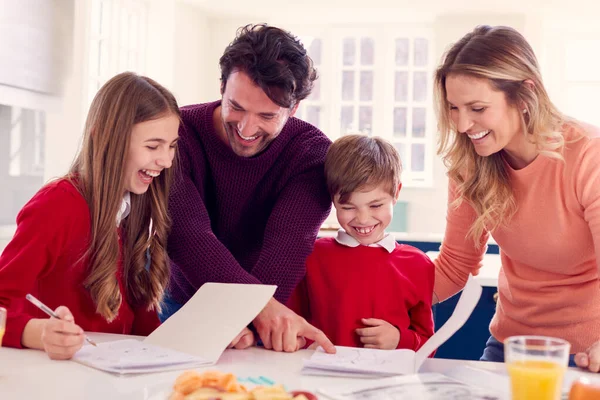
[
  {"x1": 228, "y1": 327, "x2": 255, "y2": 350},
  {"x1": 575, "y1": 340, "x2": 600, "y2": 373},
  {"x1": 356, "y1": 318, "x2": 400, "y2": 350},
  {"x1": 253, "y1": 298, "x2": 336, "y2": 354}
]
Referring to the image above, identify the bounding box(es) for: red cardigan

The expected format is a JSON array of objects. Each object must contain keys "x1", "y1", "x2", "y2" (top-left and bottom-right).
[
  {"x1": 0, "y1": 179, "x2": 159, "y2": 348},
  {"x1": 288, "y1": 237, "x2": 435, "y2": 350}
]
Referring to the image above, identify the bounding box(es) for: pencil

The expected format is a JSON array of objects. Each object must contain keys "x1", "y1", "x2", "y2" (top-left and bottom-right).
[{"x1": 25, "y1": 294, "x2": 97, "y2": 347}]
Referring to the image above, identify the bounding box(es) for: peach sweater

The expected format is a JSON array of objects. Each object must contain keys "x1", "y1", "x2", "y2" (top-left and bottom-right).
[{"x1": 434, "y1": 123, "x2": 600, "y2": 353}]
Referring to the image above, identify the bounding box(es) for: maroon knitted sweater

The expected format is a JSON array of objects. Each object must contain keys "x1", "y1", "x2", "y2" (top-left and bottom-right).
[{"x1": 167, "y1": 101, "x2": 332, "y2": 304}]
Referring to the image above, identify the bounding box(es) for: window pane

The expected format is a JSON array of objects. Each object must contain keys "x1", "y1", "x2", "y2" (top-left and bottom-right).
[
  {"x1": 88, "y1": 40, "x2": 100, "y2": 77},
  {"x1": 359, "y1": 107, "x2": 372, "y2": 135},
  {"x1": 412, "y1": 107, "x2": 426, "y2": 137},
  {"x1": 395, "y1": 71, "x2": 408, "y2": 102},
  {"x1": 414, "y1": 38, "x2": 428, "y2": 66},
  {"x1": 360, "y1": 71, "x2": 373, "y2": 101},
  {"x1": 1, "y1": 106, "x2": 45, "y2": 225},
  {"x1": 90, "y1": 0, "x2": 101, "y2": 36},
  {"x1": 413, "y1": 71, "x2": 427, "y2": 102},
  {"x1": 129, "y1": 13, "x2": 139, "y2": 49},
  {"x1": 393, "y1": 107, "x2": 407, "y2": 137},
  {"x1": 342, "y1": 71, "x2": 355, "y2": 101},
  {"x1": 411, "y1": 143, "x2": 425, "y2": 172},
  {"x1": 99, "y1": 40, "x2": 110, "y2": 77},
  {"x1": 306, "y1": 106, "x2": 321, "y2": 128},
  {"x1": 309, "y1": 38, "x2": 322, "y2": 65},
  {"x1": 119, "y1": 48, "x2": 128, "y2": 71},
  {"x1": 395, "y1": 38, "x2": 409, "y2": 66},
  {"x1": 309, "y1": 79, "x2": 321, "y2": 101},
  {"x1": 120, "y1": 10, "x2": 129, "y2": 50},
  {"x1": 128, "y1": 50, "x2": 138, "y2": 71},
  {"x1": 360, "y1": 37, "x2": 374, "y2": 65},
  {"x1": 341, "y1": 106, "x2": 354, "y2": 133},
  {"x1": 394, "y1": 142, "x2": 406, "y2": 165},
  {"x1": 100, "y1": 0, "x2": 111, "y2": 36},
  {"x1": 88, "y1": 79, "x2": 100, "y2": 106},
  {"x1": 343, "y1": 38, "x2": 356, "y2": 66}
]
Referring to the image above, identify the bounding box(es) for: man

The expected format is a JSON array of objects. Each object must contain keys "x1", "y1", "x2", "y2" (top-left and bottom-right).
[{"x1": 164, "y1": 24, "x2": 335, "y2": 353}]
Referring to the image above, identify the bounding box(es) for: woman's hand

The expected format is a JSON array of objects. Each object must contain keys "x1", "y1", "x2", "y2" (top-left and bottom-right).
[{"x1": 575, "y1": 340, "x2": 600, "y2": 373}]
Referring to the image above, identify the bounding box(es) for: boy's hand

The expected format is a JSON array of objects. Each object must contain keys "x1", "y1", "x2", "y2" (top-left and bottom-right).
[
  {"x1": 356, "y1": 318, "x2": 400, "y2": 350},
  {"x1": 228, "y1": 327, "x2": 255, "y2": 350}
]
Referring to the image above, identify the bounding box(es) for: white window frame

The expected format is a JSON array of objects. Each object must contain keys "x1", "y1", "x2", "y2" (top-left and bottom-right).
[
  {"x1": 295, "y1": 24, "x2": 435, "y2": 188},
  {"x1": 86, "y1": 0, "x2": 149, "y2": 108}
]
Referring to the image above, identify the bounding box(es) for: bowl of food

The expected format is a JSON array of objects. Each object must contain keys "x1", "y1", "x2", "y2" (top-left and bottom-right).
[{"x1": 169, "y1": 370, "x2": 317, "y2": 400}]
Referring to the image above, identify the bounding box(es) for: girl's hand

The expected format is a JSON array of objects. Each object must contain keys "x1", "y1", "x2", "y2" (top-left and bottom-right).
[{"x1": 41, "y1": 306, "x2": 85, "y2": 360}]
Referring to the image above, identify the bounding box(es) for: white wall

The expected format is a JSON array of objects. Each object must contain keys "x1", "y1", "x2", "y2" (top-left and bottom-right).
[
  {"x1": 44, "y1": 0, "x2": 87, "y2": 181},
  {"x1": 173, "y1": 2, "x2": 212, "y2": 105}
]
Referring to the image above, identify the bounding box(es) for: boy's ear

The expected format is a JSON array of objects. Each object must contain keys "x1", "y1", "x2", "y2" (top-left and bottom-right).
[{"x1": 394, "y1": 183, "x2": 402, "y2": 202}]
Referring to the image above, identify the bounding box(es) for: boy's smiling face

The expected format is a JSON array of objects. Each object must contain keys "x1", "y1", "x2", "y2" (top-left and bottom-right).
[{"x1": 334, "y1": 183, "x2": 400, "y2": 246}]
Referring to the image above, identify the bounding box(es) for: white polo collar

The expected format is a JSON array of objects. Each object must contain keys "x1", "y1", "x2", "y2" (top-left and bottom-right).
[{"x1": 335, "y1": 229, "x2": 396, "y2": 253}]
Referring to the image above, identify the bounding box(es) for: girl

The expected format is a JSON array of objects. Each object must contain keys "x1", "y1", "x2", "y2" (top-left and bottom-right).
[{"x1": 0, "y1": 72, "x2": 180, "y2": 359}]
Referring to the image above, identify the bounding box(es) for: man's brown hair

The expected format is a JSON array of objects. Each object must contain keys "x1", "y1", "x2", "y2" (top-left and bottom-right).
[
  {"x1": 219, "y1": 24, "x2": 317, "y2": 108},
  {"x1": 325, "y1": 135, "x2": 402, "y2": 204}
]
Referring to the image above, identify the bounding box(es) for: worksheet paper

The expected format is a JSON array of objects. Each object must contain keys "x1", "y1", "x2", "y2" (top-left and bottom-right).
[
  {"x1": 72, "y1": 283, "x2": 276, "y2": 374},
  {"x1": 318, "y1": 372, "x2": 505, "y2": 400},
  {"x1": 302, "y1": 275, "x2": 482, "y2": 377}
]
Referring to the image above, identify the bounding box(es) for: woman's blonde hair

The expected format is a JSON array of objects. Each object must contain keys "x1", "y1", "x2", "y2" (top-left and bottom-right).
[
  {"x1": 435, "y1": 25, "x2": 566, "y2": 243},
  {"x1": 68, "y1": 72, "x2": 180, "y2": 321}
]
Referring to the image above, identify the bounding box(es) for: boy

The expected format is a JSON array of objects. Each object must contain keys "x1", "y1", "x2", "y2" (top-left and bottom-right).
[{"x1": 288, "y1": 135, "x2": 435, "y2": 350}]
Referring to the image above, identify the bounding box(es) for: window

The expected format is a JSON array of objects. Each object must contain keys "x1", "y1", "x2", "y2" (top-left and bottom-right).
[
  {"x1": 295, "y1": 37, "x2": 324, "y2": 128},
  {"x1": 339, "y1": 36, "x2": 376, "y2": 136},
  {"x1": 0, "y1": 105, "x2": 45, "y2": 225},
  {"x1": 297, "y1": 25, "x2": 435, "y2": 187},
  {"x1": 390, "y1": 36, "x2": 432, "y2": 183},
  {"x1": 87, "y1": 0, "x2": 149, "y2": 106}
]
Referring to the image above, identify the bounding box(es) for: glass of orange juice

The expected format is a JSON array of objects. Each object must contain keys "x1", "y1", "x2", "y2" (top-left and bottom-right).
[
  {"x1": 505, "y1": 335, "x2": 571, "y2": 400},
  {"x1": 0, "y1": 307, "x2": 6, "y2": 347}
]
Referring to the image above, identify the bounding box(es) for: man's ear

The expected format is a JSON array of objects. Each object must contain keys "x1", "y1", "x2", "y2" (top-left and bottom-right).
[{"x1": 290, "y1": 101, "x2": 300, "y2": 118}]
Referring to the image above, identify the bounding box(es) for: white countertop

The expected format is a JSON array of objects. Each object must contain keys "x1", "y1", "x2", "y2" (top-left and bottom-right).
[
  {"x1": 426, "y1": 251, "x2": 502, "y2": 288},
  {"x1": 0, "y1": 333, "x2": 500, "y2": 400},
  {"x1": 2, "y1": 332, "x2": 598, "y2": 399}
]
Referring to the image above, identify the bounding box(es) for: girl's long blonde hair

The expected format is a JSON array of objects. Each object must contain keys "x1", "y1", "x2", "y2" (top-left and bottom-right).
[
  {"x1": 435, "y1": 25, "x2": 566, "y2": 243},
  {"x1": 68, "y1": 72, "x2": 180, "y2": 321}
]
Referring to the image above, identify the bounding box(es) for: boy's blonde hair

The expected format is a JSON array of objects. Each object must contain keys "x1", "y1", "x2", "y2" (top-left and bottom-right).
[{"x1": 325, "y1": 135, "x2": 402, "y2": 203}]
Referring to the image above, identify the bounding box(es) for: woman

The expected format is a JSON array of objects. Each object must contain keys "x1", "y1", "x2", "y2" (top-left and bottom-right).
[
  {"x1": 0, "y1": 72, "x2": 180, "y2": 358},
  {"x1": 433, "y1": 25, "x2": 600, "y2": 372}
]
